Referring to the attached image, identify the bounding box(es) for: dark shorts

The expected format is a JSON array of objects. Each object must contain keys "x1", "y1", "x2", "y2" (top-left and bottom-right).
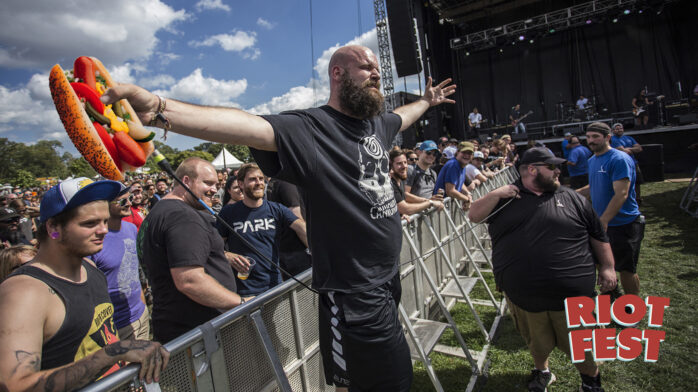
[
  {"x1": 569, "y1": 174, "x2": 589, "y2": 190},
  {"x1": 318, "y1": 272, "x2": 412, "y2": 391},
  {"x1": 607, "y1": 215, "x2": 645, "y2": 273}
]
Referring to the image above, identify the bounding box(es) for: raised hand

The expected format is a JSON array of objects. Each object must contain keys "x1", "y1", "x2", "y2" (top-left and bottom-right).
[
  {"x1": 421, "y1": 77, "x2": 456, "y2": 107},
  {"x1": 100, "y1": 84, "x2": 160, "y2": 126}
]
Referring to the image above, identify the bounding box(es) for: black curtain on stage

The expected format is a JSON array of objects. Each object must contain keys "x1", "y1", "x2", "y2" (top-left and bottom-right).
[{"x1": 447, "y1": 0, "x2": 698, "y2": 135}]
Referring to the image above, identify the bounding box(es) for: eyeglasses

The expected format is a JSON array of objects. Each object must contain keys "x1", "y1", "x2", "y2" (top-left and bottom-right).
[
  {"x1": 531, "y1": 163, "x2": 560, "y2": 170},
  {"x1": 112, "y1": 194, "x2": 134, "y2": 207},
  {"x1": 408, "y1": 157, "x2": 418, "y2": 162}
]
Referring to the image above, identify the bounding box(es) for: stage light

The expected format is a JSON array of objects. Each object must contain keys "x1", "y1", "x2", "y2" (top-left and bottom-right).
[
  {"x1": 549, "y1": 28, "x2": 556, "y2": 33},
  {"x1": 613, "y1": 18, "x2": 618, "y2": 23},
  {"x1": 518, "y1": 35, "x2": 525, "y2": 41},
  {"x1": 466, "y1": 52, "x2": 470, "y2": 56},
  {"x1": 638, "y1": 9, "x2": 643, "y2": 14},
  {"x1": 624, "y1": 9, "x2": 631, "y2": 15},
  {"x1": 499, "y1": 48, "x2": 504, "y2": 53},
  {"x1": 586, "y1": 19, "x2": 592, "y2": 24},
  {"x1": 529, "y1": 39, "x2": 535, "y2": 44}
]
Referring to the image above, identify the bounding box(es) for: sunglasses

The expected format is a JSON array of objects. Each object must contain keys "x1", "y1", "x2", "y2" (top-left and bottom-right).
[
  {"x1": 1, "y1": 217, "x2": 20, "y2": 224},
  {"x1": 408, "y1": 157, "x2": 418, "y2": 162},
  {"x1": 425, "y1": 150, "x2": 437, "y2": 156},
  {"x1": 112, "y1": 194, "x2": 134, "y2": 207},
  {"x1": 532, "y1": 163, "x2": 560, "y2": 170}
]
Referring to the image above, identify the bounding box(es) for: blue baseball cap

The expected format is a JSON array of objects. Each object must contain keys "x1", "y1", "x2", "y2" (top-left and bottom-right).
[
  {"x1": 40, "y1": 177, "x2": 122, "y2": 222},
  {"x1": 419, "y1": 140, "x2": 438, "y2": 151}
]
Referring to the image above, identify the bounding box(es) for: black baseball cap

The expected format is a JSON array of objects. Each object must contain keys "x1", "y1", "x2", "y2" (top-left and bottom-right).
[
  {"x1": 0, "y1": 207, "x2": 20, "y2": 222},
  {"x1": 520, "y1": 147, "x2": 566, "y2": 165}
]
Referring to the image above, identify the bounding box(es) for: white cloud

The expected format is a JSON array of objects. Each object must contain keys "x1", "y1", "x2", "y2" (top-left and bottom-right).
[
  {"x1": 0, "y1": 0, "x2": 188, "y2": 71},
  {"x1": 140, "y1": 74, "x2": 177, "y2": 89},
  {"x1": 154, "y1": 68, "x2": 247, "y2": 107},
  {"x1": 195, "y1": 0, "x2": 230, "y2": 12},
  {"x1": 189, "y1": 30, "x2": 260, "y2": 59},
  {"x1": 256, "y1": 18, "x2": 275, "y2": 30},
  {"x1": 0, "y1": 75, "x2": 64, "y2": 136}
]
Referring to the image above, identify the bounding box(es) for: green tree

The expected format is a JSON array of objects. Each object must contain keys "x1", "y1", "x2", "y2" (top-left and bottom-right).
[
  {"x1": 67, "y1": 157, "x2": 98, "y2": 178},
  {"x1": 167, "y1": 150, "x2": 213, "y2": 169},
  {"x1": 10, "y1": 169, "x2": 39, "y2": 188}
]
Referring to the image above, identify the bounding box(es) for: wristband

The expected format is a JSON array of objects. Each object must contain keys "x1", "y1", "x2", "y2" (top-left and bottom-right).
[{"x1": 148, "y1": 95, "x2": 171, "y2": 130}]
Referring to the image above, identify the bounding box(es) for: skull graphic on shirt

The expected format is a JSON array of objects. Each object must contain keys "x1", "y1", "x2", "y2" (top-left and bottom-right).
[{"x1": 358, "y1": 135, "x2": 397, "y2": 219}]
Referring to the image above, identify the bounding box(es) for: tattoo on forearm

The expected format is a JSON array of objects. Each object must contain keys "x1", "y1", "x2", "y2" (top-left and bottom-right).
[
  {"x1": 11, "y1": 350, "x2": 41, "y2": 375},
  {"x1": 104, "y1": 340, "x2": 151, "y2": 357}
]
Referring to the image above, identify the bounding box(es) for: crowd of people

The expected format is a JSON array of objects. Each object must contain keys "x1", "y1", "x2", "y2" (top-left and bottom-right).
[{"x1": 0, "y1": 44, "x2": 647, "y2": 392}]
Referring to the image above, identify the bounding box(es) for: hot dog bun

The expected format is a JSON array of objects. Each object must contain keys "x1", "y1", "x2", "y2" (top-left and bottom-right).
[{"x1": 49, "y1": 64, "x2": 123, "y2": 181}]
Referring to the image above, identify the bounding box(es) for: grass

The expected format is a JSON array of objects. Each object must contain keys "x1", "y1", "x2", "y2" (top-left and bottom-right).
[{"x1": 410, "y1": 180, "x2": 698, "y2": 391}]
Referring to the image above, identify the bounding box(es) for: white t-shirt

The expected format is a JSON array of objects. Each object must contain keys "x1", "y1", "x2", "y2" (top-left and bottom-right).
[
  {"x1": 468, "y1": 112, "x2": 482, "y2": 127},
  {"x1": 465, "y1": 164, "x2": 482, "y2": 181}
]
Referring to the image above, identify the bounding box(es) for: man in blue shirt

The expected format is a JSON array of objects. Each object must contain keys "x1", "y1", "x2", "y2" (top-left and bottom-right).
[
  {"x1": 578, "y1": 122, "x2": 644, "y2": 296},
  {"x1": 561, "y1": 132, "x2": 573, "y2": 159},
  {"x1": 433, "y1": 143, "x2": 474, "y2": 210},
  {"x1": 566, "y1": 136, "x2": 592, "y2": 189},
  {"x1": 218, "y1": 163, "x2": 308, "y2": 296},
  {"x1": 610, "y1": 123, "x2": 644, "y2": 203}
]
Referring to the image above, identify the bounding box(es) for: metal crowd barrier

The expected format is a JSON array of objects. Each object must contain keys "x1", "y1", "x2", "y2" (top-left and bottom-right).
[{"x1": 81, "y1": 166, "x2": 518, "y2": 392}]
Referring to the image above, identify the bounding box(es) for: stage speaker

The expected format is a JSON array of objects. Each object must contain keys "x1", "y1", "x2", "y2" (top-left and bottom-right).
[
  {"x1": 386, "y1": 0, "x2": 422, "y2": 78},
  {"x1": 512, "y1": 133, "x2": 528, "y2": 142},
  {"x1": 637, "y1": 144, "x2": 664, "y2": 182}
]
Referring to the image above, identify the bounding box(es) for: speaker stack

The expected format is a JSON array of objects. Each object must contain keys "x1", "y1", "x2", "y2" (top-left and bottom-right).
[{"x1": 637, "y1": 144, "x2": 664, "y2": 182}]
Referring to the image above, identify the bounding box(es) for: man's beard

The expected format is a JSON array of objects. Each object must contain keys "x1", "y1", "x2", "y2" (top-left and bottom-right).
[
  {"x1": 534, "y1": 171, "x2": 559, "y2": 193},
  {"x1": 338, "y1": 72, "x2": 384, "y2": 119},
  {"x1": 393, "y1": 169, "x2": 407, "y2": 181},
  {"x1": 243, "y1": 186, "x2": 264, "y2": 201}
]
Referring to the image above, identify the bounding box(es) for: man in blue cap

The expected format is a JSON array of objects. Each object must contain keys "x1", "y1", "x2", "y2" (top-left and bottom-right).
[
  {"x1": 405, "y1": 140, "x2": 442, "y2": 199},
  {"x1": 0, "y1": 178, "x2": 169, "y2": 391}
]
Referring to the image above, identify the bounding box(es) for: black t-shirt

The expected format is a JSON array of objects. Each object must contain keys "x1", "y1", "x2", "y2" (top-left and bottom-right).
[
  {"x1": 251, "y1": 105, "x2": 402, "y2": 293},
  {"x1": 136, "y1": 199, "x2": 237, "y2": 342},
  {"x1": 266, "y1": 178, "x2": 306, "y2": 252},
  {"x1": 510, "y1": 108, "x2": 521, "y2": 121},
  {"x1": 487, "y1": 180, "x2": 608, "y2": 312},
  {"x1": 391, "y1": 177, "x2": 406, "y2": 204}
]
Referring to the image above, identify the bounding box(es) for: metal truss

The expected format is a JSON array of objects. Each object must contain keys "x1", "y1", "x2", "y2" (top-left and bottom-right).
[
  {"x1": 449, "y1": 0, "x2": 643, "y2": 52},
  {"x1": 374, "y1": 0, "x2": 396, "y2": 110}
]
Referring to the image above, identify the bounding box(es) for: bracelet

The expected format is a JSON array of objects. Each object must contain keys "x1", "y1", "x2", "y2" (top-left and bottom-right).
[
  {"x1": 240, "y1": 296, "x2": 246, "y2": 305},
  {"x1": 148, "y1": 95, "x2": 171, "y2": 130}
]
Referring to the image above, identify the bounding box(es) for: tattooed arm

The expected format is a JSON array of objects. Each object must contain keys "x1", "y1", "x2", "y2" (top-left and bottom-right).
[{"x1": 0, "y1": 276, "x2": 170, "y2": 391}]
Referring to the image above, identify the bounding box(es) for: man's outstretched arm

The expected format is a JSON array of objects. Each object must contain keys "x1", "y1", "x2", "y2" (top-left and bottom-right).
[
  {"x1": 101, "y1": 84, "x2": 276, "y2": 151},
  {"x1": 393, "y1": 77, "x2": 456, "y2": 132}
]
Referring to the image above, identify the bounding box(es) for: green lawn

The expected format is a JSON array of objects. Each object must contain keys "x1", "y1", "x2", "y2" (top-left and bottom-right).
[{"x1": 410, "y1": 181, "x2": 698, "y2": 392}]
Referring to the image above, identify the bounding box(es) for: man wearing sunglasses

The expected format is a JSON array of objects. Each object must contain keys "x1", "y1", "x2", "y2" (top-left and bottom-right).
[
  {"x1": 469, "y1": 147, "x2": 616, "y2": 392},
  {"x1": 91, "y1": 185, "x2": 150, "y2": 341},
  {"x1": 405, "y1": 140, "x2": 441, "y2": 199},
  {"x1": 0, "y1": 207, "x2": 31, "y2": 249},
  {"x1": 433, "y1": 143, "x2": 476, "y2": 210}
]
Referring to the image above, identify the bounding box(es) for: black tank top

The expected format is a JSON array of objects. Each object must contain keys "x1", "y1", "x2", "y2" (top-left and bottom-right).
[{"x1": 10, "y1": 260, "x2": 121, "y2": 370}]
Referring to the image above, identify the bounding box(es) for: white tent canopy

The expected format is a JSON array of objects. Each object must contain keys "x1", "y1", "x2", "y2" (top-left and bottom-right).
[{"x1": 211, "y1": 147, "x2": 243, "y2": 170}]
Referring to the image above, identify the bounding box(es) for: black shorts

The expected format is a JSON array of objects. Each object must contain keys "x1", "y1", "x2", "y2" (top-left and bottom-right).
[
  {"x1": 318, "y1": 272, "x2": 412, "y2": 391},
  {"x1": 607, "y1": 215, "x2": 645, "y2": 273}
]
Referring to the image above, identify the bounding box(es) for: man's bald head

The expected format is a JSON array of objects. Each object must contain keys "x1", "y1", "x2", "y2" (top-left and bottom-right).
[
  {"x1": 175, "y1": 157, "x2": 215, "y2": 184},
  {"x1": 328, "y1": 45, "x2": 376, "y2": 78}
]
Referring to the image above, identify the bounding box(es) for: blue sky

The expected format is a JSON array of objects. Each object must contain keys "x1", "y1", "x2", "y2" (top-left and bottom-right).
[{"x1": 0, "y1": 0, "x2": 423, "y2": 155}]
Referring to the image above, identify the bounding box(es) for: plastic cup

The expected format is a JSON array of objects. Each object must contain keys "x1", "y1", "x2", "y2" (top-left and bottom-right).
[{"x1": 237, "y1": 257, "x2": 256, "y2": 280}]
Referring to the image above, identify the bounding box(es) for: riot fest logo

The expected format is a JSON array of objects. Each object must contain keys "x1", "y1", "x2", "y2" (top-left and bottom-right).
[{"x1": 564, "y1": 295, "x2": 670, "y2": 363}]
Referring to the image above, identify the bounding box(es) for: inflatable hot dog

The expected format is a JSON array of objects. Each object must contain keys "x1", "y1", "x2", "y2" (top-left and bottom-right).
[{"x1": 49, "y1": 56, "x2": 155, "y2": 181}]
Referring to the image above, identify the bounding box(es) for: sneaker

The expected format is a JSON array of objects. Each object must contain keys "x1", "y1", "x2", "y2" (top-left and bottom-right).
[
  {"x1": 579, "y1": 372, "x2": 605, "y2": 392},
  {"x1": 528, "y1": 369, "x2": 556, "y2": 392}
]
